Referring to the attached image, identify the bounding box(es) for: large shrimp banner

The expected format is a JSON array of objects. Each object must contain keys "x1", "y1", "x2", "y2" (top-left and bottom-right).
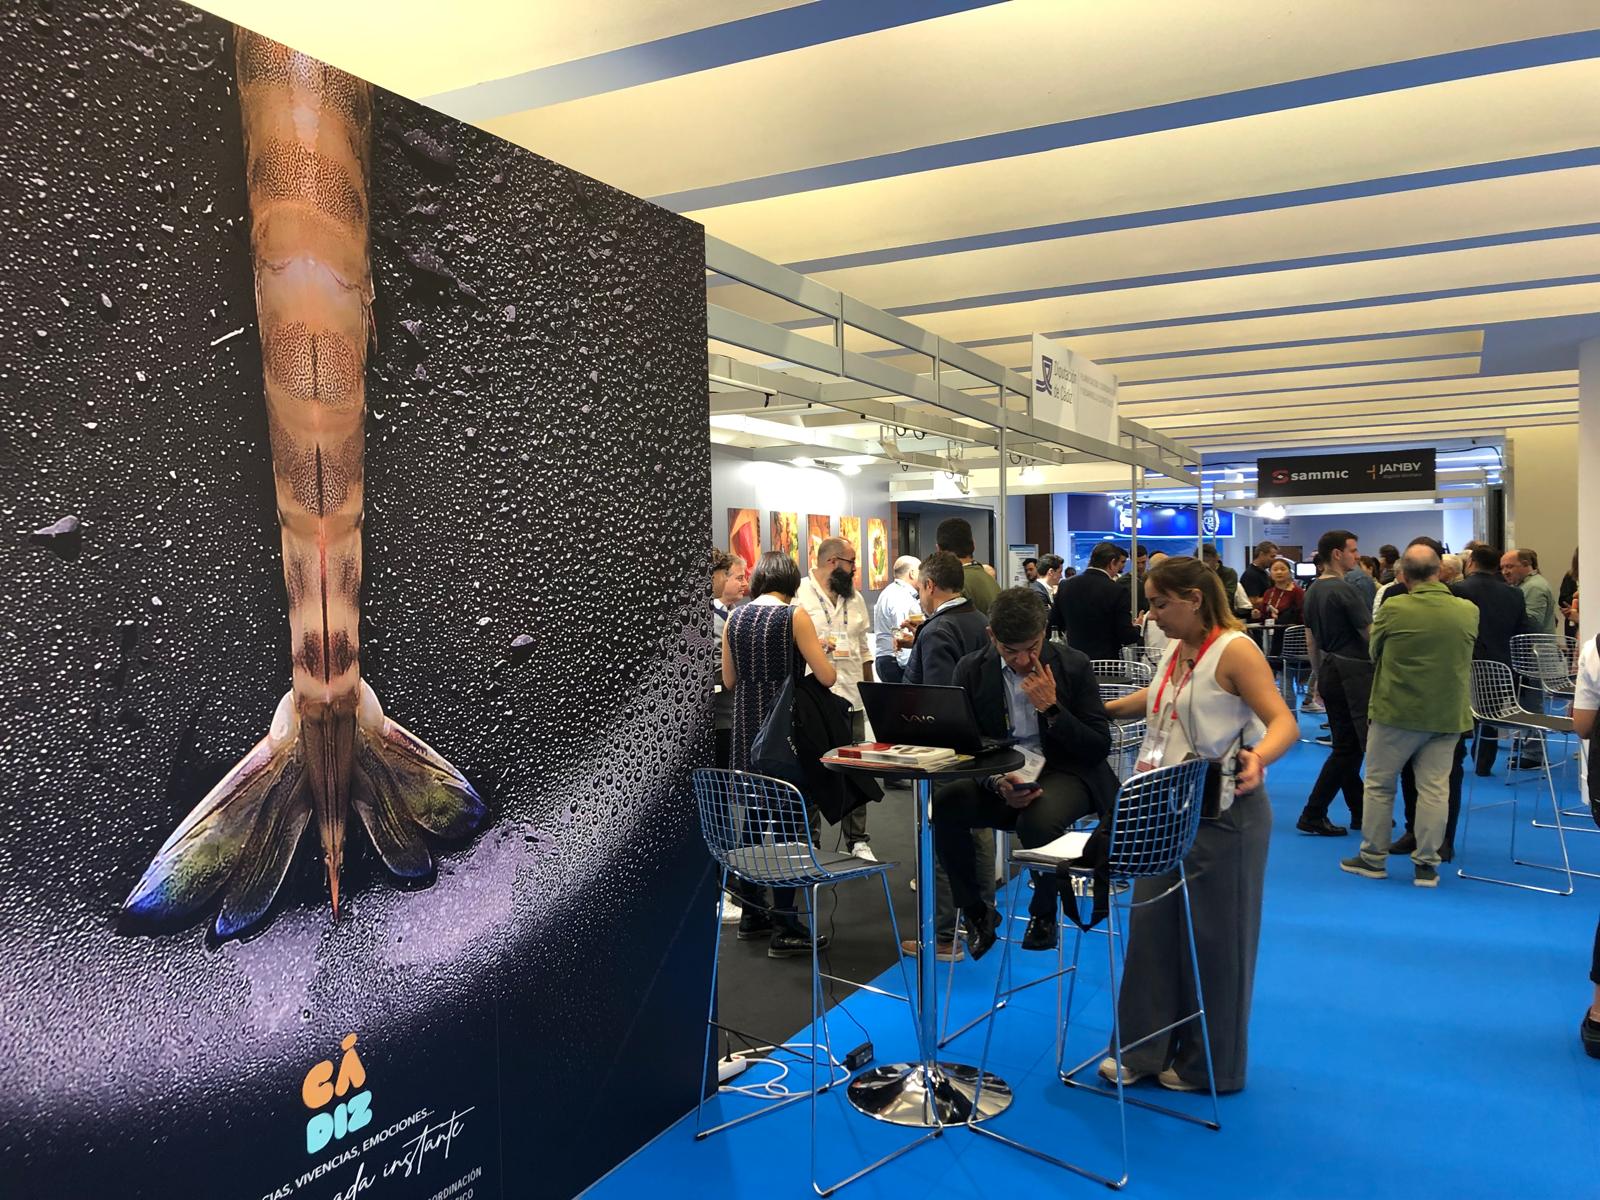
[{"x1": 0, "y1": 3, "x2": 715, "y2": 1197}]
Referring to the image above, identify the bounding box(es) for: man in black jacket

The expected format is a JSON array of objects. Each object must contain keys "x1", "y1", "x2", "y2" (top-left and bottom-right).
[
  {"x1": 1051, "y1": 541, "x2": 1139, "y2": 662},
  {"x1": 1241, "y1": 541, "x2": 1278, "y2": 600},
  {"x1": 934, "y1": 588, "x2": 1118, "y2": 958},
  {"x1": 1452, "y1": 543, "x2": 1531, "y2": 775},
  {"x1": 905, "y1": 551, "x2": 990, "y2": 685}
]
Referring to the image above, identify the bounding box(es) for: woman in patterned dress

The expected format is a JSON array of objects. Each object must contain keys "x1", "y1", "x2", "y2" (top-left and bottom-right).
[{"x1": 722, "y1": 551, "x2": 837, "y2": 958}]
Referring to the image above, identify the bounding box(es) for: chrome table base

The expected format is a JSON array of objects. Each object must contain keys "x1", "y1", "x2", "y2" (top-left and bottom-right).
[{"x1": 847, "y1": 1061, "x2": 1012, "y2": 1125}]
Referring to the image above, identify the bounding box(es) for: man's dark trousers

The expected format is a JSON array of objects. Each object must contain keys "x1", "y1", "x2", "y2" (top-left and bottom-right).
[{"x1": 934, "y1": 770, "x2": 1101, "y2": 920}]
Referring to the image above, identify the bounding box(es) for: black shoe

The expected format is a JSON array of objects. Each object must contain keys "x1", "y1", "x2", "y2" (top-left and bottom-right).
[
  {"x1": 768, "y1": 922, "x2": 830, "y2": 959},
  {"x1": 1296, "y1": 814, "x2": 1348, "y2": 837},
  {"x1": 1475, "y1": 767, "x2": 1494, "y2": 777},
  {"x1": 1022, "y1": 913, "x2": 1058, "y2": 952},
  {"x1": 962, "y1": 904, "x2": 999, "y2": 962},
  {"x1": 884, "y1": 777, "x2": 912, "y2": 791},
  {"x1": 736, "y1": 909, "x2": 775, "y2": 940},
  {"x1": 1390, "y1": 833, "x2": 1418, "y2": 856},
  {"x1": 1439, "y1": 842, "x2": 1454, "y2": 864},
  {"x1": 1339, "y1": 854, "x2": 1387, "y2": 880},
  {"x1": 1581, "y1": 1014, "x2": 1600, "y2": 1060}
]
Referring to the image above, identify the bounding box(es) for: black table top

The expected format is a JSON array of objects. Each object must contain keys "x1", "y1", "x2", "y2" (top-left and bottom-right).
[{"x1": 821, "y1": 746, "x2": 1025, "y2": 782}]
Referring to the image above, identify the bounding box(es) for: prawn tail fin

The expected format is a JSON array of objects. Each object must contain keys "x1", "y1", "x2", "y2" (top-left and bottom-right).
[
  {"x1": 215, "y1": 776, "x2": 313, "y2": 939},
  {"x1": 354, "y1": 686, "x2": 486, "y2": 876},
  {"x1": 123, "y1": 692, "x2": 308, "y2": 938}
]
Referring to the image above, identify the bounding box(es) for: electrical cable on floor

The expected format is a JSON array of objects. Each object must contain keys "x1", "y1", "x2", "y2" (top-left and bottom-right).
[{"x1": 720, "y1": 1044, "x2": 850, "y2": 1098}]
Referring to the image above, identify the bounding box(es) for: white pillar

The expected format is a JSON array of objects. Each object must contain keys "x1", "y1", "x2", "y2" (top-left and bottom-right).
[{"x1": 1580, "y1": 338, "x2": 1600, "y2": 647}]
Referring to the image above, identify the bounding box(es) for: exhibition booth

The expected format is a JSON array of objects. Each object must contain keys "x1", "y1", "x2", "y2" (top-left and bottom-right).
[
  {"x1": 7, "y1": 4, "x2": 1600, "y2": 1200},
  {"x1": 2, "y1": 6, "x2": 1208, "y2": 1196}
]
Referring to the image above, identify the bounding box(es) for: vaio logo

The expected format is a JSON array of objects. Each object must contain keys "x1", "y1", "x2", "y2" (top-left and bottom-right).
[{"x1": 303, "y1": 1033, "x2": 373, "y2": 1154}]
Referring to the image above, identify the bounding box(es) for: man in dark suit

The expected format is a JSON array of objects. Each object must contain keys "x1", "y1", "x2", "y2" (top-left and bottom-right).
[
  {"x1": 1051, "y1": 541, "x2": 1139, "y2": 662},
  {"x1": 905, "y1": 551, "x2": 989, "y2": 685},
  {"x1": 1452, "y1": 543, "x2": 1531, "y2": 775},
  {"x1": 934, "y1": 588, "x2": 1117, "y2": 958}
]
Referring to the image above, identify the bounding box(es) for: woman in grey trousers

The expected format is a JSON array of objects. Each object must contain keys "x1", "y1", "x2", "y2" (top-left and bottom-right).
[{"x1": 1101, "y1": 556, "x2": 1299, "y2": 1092}]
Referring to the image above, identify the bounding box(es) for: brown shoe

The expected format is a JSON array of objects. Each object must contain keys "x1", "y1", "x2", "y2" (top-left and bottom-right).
[{"x1": 899, "y1": 937, "x2": 965, "y2": 962}]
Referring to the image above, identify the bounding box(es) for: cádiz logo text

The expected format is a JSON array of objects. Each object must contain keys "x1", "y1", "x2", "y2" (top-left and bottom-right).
[{"x1": 303, "y1": 1033, "x2": 373, "y2": 1154}]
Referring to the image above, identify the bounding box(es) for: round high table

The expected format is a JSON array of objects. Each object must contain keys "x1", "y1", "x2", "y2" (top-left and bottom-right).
[{"x1": 823, "y1": 748, "x2": 1024, "y2": 1128}]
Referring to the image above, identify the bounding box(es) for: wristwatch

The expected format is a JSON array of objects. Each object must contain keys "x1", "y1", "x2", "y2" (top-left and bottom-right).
[{"x1": 1037, "y1": 702, "x2": 1062, "y2": 720}]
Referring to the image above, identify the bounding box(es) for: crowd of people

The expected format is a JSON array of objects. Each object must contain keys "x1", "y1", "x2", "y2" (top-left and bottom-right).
[{"x1": 710, "y1": 515, "x2": 1595, "y2": 1083}]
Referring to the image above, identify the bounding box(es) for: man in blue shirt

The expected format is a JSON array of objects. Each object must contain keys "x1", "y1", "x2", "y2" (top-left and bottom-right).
[{"x1": 871, "y1": 555, "x2": 920, "y2": 683}]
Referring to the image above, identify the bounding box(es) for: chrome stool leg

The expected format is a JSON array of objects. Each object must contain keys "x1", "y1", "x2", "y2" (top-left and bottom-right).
[
  {"x1": 1457, "y1": 729, "x2": 1577, "y2": 895},
  {"x1": 939, "y1": 838, "x2": 1077, "y2": 1051},
  {"x1": 695, "y1": 868, "x2": 731, "y2": 1140}
]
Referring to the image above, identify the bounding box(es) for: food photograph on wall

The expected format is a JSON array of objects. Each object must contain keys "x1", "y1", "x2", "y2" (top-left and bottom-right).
[{"x1": 0, "y1": 4, "x2": 712, "y2": 1197}]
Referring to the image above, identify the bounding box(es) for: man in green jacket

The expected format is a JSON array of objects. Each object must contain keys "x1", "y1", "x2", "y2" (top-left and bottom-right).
[
  {"x1": 1501, "y1": 547, "x2": 1559, "y2": 635},
  {"x1": 1341, "y1": 545, "x2": 1478, "y2": 888},
  {"x1": 936, "y1": 516, "x2": 1000, "y2": 615}
]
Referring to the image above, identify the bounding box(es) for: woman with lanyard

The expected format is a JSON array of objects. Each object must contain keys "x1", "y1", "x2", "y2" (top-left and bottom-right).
[
  {"x1": 1250, "y1": 556, "x2": 1305, "y2": 660},
  {"x1": 1099, "y1": 555, "x2": 1297, "y2": 1093}
]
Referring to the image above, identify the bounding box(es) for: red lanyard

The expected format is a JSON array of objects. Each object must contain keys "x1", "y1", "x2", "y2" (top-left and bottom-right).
[{"x1": 1152, "y1": 629, "x2": 1223, "y2": 716}]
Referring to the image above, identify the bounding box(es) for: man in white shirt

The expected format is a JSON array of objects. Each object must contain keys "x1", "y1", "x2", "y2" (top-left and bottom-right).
[
  {"x1": 872, "y1": 555, "x2": 921, "y2": 684},
  {"x1": 798, "y1": 536, "x2": 877, "y2": 859}
]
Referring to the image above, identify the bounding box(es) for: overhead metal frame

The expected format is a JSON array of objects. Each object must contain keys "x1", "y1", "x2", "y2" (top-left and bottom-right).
[{"x1": 705, "y1": 235, "x2": 1203, "y2": 490}]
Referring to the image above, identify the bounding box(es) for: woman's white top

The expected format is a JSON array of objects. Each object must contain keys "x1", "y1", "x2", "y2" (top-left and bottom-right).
[
  {"x1": 1147, "y1": 629, "x2": 1267, "y2": 760},
  {"x1": 1576, "y1": 637, "x2": 1598, "y2": 790}
]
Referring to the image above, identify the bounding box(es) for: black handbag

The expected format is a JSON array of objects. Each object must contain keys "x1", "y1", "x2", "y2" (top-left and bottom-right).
[
  {"x1": 749, "y1": 671, "x2": 806, "y2": 790},
  {"x1": 1057, "y1": 824, "x2": 1112, "y2": 931}
]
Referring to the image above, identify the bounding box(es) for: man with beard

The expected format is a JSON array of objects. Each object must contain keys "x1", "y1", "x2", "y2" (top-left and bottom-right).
[{"x1": 798, "y1": 536, "x2": 878, "y2": 860}]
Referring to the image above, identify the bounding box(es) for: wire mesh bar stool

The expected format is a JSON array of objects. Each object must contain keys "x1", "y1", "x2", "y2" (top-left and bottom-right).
[
  {"x1": 1277, "y1": 624, "x2": 1314, "y2": 708},
  {"x1": 1274, "y1": 624, "x2": 1328, "y2": 744},
  {"x1": 965, "y1": 758, "x2": 1218, "y2": 1190},
  {"x1": 1123, "y1": 641, "x2": 1167, "y2": 670},
  {"x1": 1092, "y1": 659, "x2": 1154, "y2": 777},
  {"x1": 937, "y1": 830, "x2": 1131, "y2": 1055},
  {"x1": 691, "y1": 767, "x2": 930, "y2": 1196},
  {"x1": 1511, "y1": 633, "x2": 1579, "y2": 710},
  {"x1": 1510, "y1": 635, "x2": 1590, "y2": 829},
  {"x1": 934, "y1": 831, "x2": 1083, "y2": 1052},
  {"x1": 1455, "y1": 661, "x2": 1582, "y2": 896}
]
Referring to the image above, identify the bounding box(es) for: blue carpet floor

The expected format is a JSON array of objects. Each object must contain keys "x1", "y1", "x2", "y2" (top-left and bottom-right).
[{"x1": 590, "y1": 732, "x2": 1600, "y2": 1198}]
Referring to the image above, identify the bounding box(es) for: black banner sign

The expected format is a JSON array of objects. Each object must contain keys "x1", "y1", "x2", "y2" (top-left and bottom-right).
[{"x1": 1257, "y1": 449, "x2": 1437, "y2": 497}]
